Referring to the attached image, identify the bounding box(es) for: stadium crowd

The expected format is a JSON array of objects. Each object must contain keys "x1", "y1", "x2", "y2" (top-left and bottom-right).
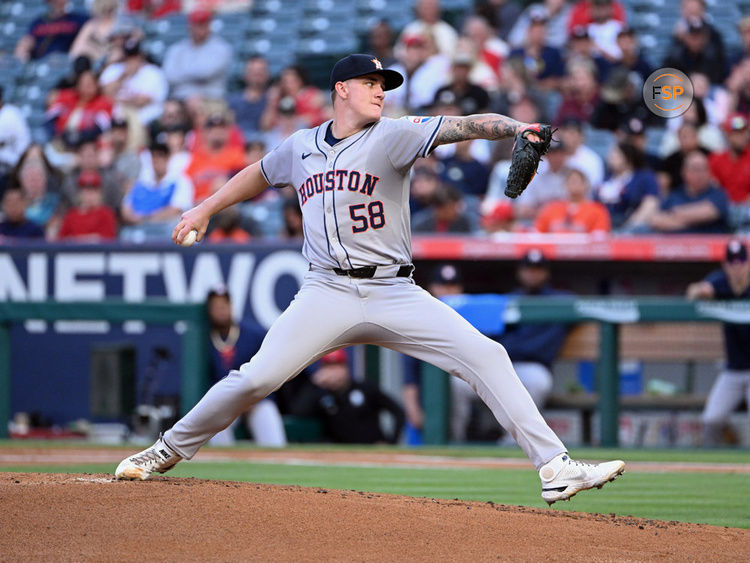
[{"x1": 0, "y1": 0, "x2": 749, "y2": 243}]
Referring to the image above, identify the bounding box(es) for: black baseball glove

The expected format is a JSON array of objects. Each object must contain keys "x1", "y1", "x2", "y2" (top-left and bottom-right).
[{"x1": 504, "y1": 123, "x2": 555, "y2": 199}]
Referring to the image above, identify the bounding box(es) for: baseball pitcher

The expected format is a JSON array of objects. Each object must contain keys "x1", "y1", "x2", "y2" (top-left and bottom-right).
[{"x1": 116, "y1": 54, "x2": 624, "y2": 505}]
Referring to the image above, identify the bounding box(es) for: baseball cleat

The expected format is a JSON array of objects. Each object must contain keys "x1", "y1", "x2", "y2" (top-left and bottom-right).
[
  {"x1": 539, "y1": 453, "x2": 625, "y2": 506},
  {"x1": 115, "y1": 435, "x2": 182, "y2": 481}
]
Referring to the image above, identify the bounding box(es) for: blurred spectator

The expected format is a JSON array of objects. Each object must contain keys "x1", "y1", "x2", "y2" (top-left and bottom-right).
[
  {"x1": 57, "y1": 171, "x2": 117, "y2": 241},
  {"x1": 262, "y1": 66, "x2": 328, "y2": 131},
  {"x1": 612, "y1": 26, "x2": 652, "y2": 82},
  {"x1": 399, "y1": 0, "x2": 458, "y2": 56},
  {"x1": 496, "y1": 250, "x2": 571, "y2": 408},
  {"x1": 263, "y1": 96, "x2": 309, "y2": 150},
  {"x1": 163, "y1": 9, "x2": 233, "y2": 102},
  {"x1": 0, "y1": 187, "x2": 45, "y2": 240},
  {"x1": 14, "y1": 0, "x2": 88, "y2": 62},
  {"x1": 47, "y1": 70, "x2": 113, "y2": 144},
  {"x1": 409, "y1": 168, "x2": 442, "y2": 215},
  {"x1": 290, "y1": 349, "x2": 405, "y2": 444},
  {"x1": 709, "y1": 113, "x2": 750, "y2": 204},
  {"x1": 16, "y1": 158, "x2": 63, "y2": 236},
  {"x1": 125, "y1": 0, "x2": 180, "y2": 19},
  {"x1": 244, "y1": 140, "x2": 266, "y2": 167},
  {"x1": 207, "y1": 207, "x2": 253, "y2": 243},
  {"x1": 535, "y1": 167, "x2": 611, "y2": 233},
  {"x1": 685, "y1": 239, "x2": 750, "y2": 447},
  {"x1": 555, "y1": 58, "x2": 600, "y2": 123},
  {"x1": 62, "y1": 138, "x2": 122, "y2": 211},
  {"x1": 509, "y1": 0, "x2": 571, "y2": 49},
  {"x1": 557, "y1": 117, "x2": 605, "y2": 187},
  {"x1": 120, "y1": 141, "x2": 193, "y2": 240},
  {"x1": 565, "y1": 25, "x2": 610, "y2": 81},
  {"x1": 100, "y1": 38, "x2": 168, "y2": 141},
  {"x1": 101, "y1": 15, "x2": 144, "y2": 68},
  {"x1": 0, "y1": 87, "x2": 31, "y2": 192},
  {"x1": 687, "y1": 72, "x2": 731, "y2": 132},
  {"x1": 148, "y1": 98, "x2": 190, "y2": 142},
  {"x1": 726, "y1": 57, "x2": 750, "y2": 116},
  {"x1": 659, "y1": 122, "x2": 711, "y2": 193},
  {"x1": 99, "y1": 116, "x2": 141, "y2": 196},
  {"x1": 568, "y1": 0, "x2": 626, "y2": 32},
  {"x1": 460, "y1": 15, "x2": 509, "y2": 89},
  {"x1": 663, "y1": 17, "x2": 727, "y2": 85},
  {"x1": 388, "y1": 32, "x2": 450, "y2": 115},
  {"x1": 281, "y1": 196, "x2": 303, "y2": 239},
  {"x1": 508, "y1": 9, "x2": 565, "y2": 90},
  {"x1": 672, "y1": 0, "x2": 726, "y2": 64},
  {"x1": 585, "y1": 0, "x2": 623, "y2": 61},
  {"x1": 186, "y1": 113, "x2": 246, "y2": 203},
  {"x1": 615, "y1": 117, "x2": 661, "y2": 171},
  {"x1": 730, "y1": 17, "x2": 750, "y2": 71},
  {"x1": 205, "y1": 286, "x2": 287, "y2": 448},
  {"x1": 69, "y1": 0, "x2": 119, "y2": 63},
  {"x1": 438, "y1": 139, "x2": 489, "y2": 197},
  {"x1": 366, "y1": 20, "x2": 397, "y2": 68},
  {"x1": 412, "y1": 183, "x2": 473, "y2": 233},
  {"x1": 590, "y1": 67, "x2": 649, "y2": 132},
  {"x1": 432, "y1": 53, "x2": 490, "y2": 116},
  {"x1": 475, "y1": 0, "x2": 522, "y2": 41},
  {"x1": 649, "y1": 151, "x2": 729, "y2": 234},
  {"x1": 491, "y1": 59, "x2": 550, "y2": 121},
  {"x1": 487, "y1": 139, "x2": 569, "y2": 224},
  {"x1": 594, "y1": 142, "x2": 659, "y2": 231},
  {"x1": 480, "y1": 200, "x2": 515, "y2": 233},
  {"x1": 661, "y1": 97, "x2": 725, "y2": 158},
  {"x1": 227, "y1": 57, "x2": 271, "y2": 139}
]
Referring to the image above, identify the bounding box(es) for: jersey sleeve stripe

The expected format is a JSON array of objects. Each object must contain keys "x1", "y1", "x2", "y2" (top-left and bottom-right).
[
  {"x1": 259, "y1": 159, "x2": 273, "y2": 186},
  {"x1": 420, "y1": 115, "x2": 445, "y2": 158}
]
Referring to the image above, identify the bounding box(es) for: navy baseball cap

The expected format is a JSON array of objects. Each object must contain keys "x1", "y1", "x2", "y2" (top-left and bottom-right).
[
  {"x1": 521, "y1": 249, "x2": 549, "y2": 267},
  {"x1": 329, "y1": 54, "x2": 404, "y2": 91}
]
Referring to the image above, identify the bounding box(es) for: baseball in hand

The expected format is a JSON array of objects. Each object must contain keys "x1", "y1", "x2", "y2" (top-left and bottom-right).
[{"x1": 180, "y1": 229, "x2": 198, "y2": 247}]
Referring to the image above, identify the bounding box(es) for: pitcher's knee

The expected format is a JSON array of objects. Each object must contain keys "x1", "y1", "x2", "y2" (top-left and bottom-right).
[{"x1": 235, "y1": 362, "x2": 282, "y2": 400}]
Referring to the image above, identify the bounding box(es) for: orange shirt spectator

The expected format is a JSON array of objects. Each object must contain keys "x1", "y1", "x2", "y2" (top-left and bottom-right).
[
  {"x1": 535, "y1": 168, "x2": 611, "y2": 233},
  {"x1": 708, "y1": 113, "x2": 750, "y2": 203},
  {"x1": 185, "y1": 114, "x2": 246, "y2": 202}
]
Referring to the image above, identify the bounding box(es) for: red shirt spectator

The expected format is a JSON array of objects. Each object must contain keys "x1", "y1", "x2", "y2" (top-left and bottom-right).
[
  {"x1": 58, "y1": 171, "x2": 117, "y2": 240},
  {"x1": 568, "y1": 0, "x2": 626, "y2": 33},
  {"x1": 47, "y1": 70, "x2": 113, "y2": 139},
  {"x1": 125, "y1": 0, "x2": 180, "y2": 18},
  {"x1": 709, "y1": 113, "x2": 750, "y2": 203}
]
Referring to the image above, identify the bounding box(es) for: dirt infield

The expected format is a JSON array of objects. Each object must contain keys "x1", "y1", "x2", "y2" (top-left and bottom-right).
[{"x1": 1, "y1": 472, "x2": 749, "y2": 562}]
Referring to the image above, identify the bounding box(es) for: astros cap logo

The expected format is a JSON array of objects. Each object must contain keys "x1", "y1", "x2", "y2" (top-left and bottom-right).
[{"x1": 371, "y1": 58, "x2": 383, "y2": 70}]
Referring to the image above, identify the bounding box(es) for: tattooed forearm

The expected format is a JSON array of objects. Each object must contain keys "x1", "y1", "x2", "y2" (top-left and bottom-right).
[{"x1": 434, "y1": 114, "x2": 524, "y2": 146}]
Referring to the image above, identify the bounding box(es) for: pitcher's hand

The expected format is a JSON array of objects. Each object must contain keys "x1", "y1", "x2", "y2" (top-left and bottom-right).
[{"x1": 172, "y1": 205, "x2": 210, "y2": 246}]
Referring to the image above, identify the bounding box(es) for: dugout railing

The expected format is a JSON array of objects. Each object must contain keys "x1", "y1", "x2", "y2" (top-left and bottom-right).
[
  {"x1": 417, "y1": 297, "x2": 750, "y2": 447},
  {"x1": 2, "y1": 298, "x2": 750, "y2": 446},
  {"x1": 0, "y1": 301, "x2": 209, "y2": 439}
]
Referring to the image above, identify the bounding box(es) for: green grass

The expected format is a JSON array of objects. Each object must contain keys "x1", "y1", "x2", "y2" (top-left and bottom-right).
[{"x1": 2, "y1": 442, "x2": 749, "y2": 529}]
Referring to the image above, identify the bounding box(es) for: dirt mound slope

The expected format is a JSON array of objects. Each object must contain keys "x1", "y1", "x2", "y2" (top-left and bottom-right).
[{"x1": 1, "y1": 473, "x2": 748, "y2": 562}]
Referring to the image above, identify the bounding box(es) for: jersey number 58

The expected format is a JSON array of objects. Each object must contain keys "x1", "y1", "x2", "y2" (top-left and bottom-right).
[{"x1": 349, "y1": 201, "x2": 386, "y2": 233}]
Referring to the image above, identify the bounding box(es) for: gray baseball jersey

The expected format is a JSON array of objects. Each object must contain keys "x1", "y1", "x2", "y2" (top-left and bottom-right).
[
  {"x1": 260, "y1": 116, "x2": 444, "y2": 269},
  {"x1": 164, "y1": 115, "x2": 567, "y2": 470}
]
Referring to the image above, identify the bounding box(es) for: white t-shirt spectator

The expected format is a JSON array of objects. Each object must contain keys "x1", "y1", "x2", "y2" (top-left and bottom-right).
[
  {"x1": 387, "y1": 55, "x2": 451, "y2": 113},
  {"x1": 400, "y1": 20, "x2": 458, "y2": 56},
  {"x1": 588, "y1": 20, "x2": 623, "y2": 60},
  {"x1": 100, "y1": 62, "x2": 169, "y2": 125},
  {"x1": 162, "y1": 35, "x2": 233, "y2": 101},
  {"x1": 568, "y1": 145, "x2": 605, "y2": 189},
  {"x1": 0, "y1": 103, "x2": 31, "y2": 170}
]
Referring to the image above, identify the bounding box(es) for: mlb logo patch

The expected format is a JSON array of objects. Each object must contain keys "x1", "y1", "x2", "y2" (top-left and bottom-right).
[{"x1": 405, "y1": 116, "x2": 433, "y2": 124}]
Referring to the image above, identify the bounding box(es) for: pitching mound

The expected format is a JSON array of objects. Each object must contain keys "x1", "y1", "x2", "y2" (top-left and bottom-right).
[{"x1": 1, "y1": 473, "x2": 748, "y2": 562}]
